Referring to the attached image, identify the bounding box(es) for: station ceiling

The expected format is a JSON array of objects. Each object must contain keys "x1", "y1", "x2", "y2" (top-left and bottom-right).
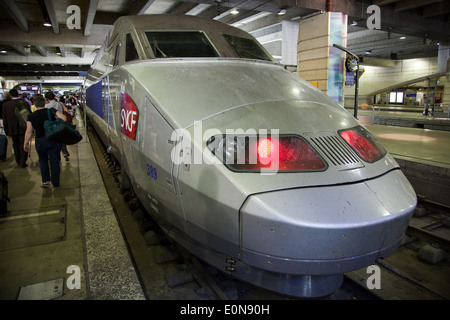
[{"x1": 0, "y1": 0, "x2": 448, "y2": 82}]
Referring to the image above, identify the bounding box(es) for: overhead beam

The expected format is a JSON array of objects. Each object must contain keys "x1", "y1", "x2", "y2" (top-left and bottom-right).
[
  {"x1": 92, "y1": 11, "x2": 122, "y2": 25},
  {"x1": 84, "y1": 0, "x2": 99, "y2": 36},
  {"x1": 43, "y1": 0, "x2": 59, "y2": 34},
  {"x1": 0, "y1": 64, "x2": 90, "y2": 72},
  {"x1": 0, "y1": 71, "x2": 84, "y2": 77},
  {"x1": 213, "y1": 7, "x2": 239, "y2": 21},
  {"x1": 223, "y1": 10, "x2": 267, "y2": 25},
  {"x1": 59, "y1": 47, "x2": 66, "y2": 58},
  {"x1": 169, "y1": 2, "x2": 199, "y2": 15},
  {"x1": 186, "y1": 4, "x2": 212, "y2": 16},
  {"x1": 394, "y1": 0, "x2": 442, "y2": 12},
  {"x1": 373, "y1": 0, "x2": 400, "y2": 5},
  {"x1": 0, "y1": 0, "x2": 28, "y2": 32},
  {"x1": 0, "y1": 53, "x2": 96, "y2": 65},
  {"x1": 230, "y1": 12, "x2": 273, "y2": 28},
  {"x1": 423, "y1": 2, "x2": 450, "y2": 18},
  {"x1": 128, "y1": 0, "x2": 156, "y2": 15},
  {"x1": 196, "y1": 4, "x2": 225, "y2": 20},
  {"x1": 0, "y1": 23, "x2": 113, "y2": 47},
  {"x1": 10, "y1": 45, "x2": 27, "y2": 56},
  {"x1": 35, "y1": 46, "x2": 47, "y2": 57}
]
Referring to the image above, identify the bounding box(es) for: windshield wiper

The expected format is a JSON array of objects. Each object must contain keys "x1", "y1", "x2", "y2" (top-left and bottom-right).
[{"x1": 152, "y1": 39, "x2": 167, "y2": 58}]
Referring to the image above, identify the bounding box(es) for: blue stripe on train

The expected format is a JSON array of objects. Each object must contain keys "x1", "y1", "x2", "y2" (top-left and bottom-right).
[{"x1": 86, "y1": 80, "x2": 103, "y2": 118}]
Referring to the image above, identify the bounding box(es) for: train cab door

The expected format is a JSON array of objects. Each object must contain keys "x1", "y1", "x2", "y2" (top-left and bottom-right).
[
  {"x1": 172, "y1": 126, "x2": 240, "y2": 258},
  {"x1": 100, "y1": 38, "x2": 121, "y2": 148},
  {"x1": 138, "y1": 98, "x2": 184, "y2": 229}
]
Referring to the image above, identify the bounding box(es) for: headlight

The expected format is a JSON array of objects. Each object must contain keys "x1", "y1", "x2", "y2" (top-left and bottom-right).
[
  {"x1": 215, "y1": 135, "x2": 246, "y2": 165},
  {"x1": 206, "y1": 134, "x2": 327, "y2": 173}
]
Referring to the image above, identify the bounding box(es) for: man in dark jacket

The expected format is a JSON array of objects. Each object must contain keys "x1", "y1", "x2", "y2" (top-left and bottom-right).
[
  {"x1": 0, "y1": 92, "x2": 11, "y2": 118},
  {"x1": 2, "y1": 89, "x2": 30, "y2": 167}
]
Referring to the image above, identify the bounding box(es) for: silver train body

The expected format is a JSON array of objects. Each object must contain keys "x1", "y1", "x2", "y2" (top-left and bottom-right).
[{"x1": 84, "y1": 15, "x2": 417, "y2": 297}]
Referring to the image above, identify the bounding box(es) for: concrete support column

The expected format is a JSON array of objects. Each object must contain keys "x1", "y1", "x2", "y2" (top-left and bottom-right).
[
  {"x1": 438, "y1": 45, "x2": 450, "y2": 104},
  {"x1": 297, "y1": 12, "x2": 347, "y2": 105},
  {"x1": 281, "y1": 20, "x2": 299, "y2": 66}
]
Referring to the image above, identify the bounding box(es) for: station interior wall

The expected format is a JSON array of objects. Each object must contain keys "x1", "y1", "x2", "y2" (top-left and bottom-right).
[{"x1": 343, "y1": 56, "x2": 450, "y2": 108}]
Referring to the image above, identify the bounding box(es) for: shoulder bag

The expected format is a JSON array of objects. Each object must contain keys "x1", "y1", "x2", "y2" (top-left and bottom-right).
[{"x1": 44, "y1": 109, "x2": 82, "y2": 145}]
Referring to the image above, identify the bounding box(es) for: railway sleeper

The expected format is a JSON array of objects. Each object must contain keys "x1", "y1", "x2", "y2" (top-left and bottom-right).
[
  {"x1": 145, "y1": 230, "x2": 168, "y2": 246},
  {"x1": 153, "y1": 245, "x2": 182, "y2": 264},
  {"x1": 139, "y1": 217, "x2": 158, "y2": 234},
  {"x1": 418, "y1": 244, "x2": 449, "y2": 264},
  {"x1": 164, "y1": 264, "x2": 195, "y2": 288}
]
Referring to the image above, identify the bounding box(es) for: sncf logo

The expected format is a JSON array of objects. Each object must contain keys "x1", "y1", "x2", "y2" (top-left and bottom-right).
[{"x1": 121, "y1": 92, "x2": 139, "y2": 140}]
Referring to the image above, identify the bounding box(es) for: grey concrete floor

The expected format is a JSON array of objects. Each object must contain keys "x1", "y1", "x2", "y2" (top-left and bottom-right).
[{"x1": 0, "y1": 114, "x2": 144, "y2": 300}]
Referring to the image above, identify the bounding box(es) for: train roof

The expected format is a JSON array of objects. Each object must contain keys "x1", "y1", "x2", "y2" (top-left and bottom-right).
[
  {"x1": 110, "y1": 14, "x2": 253, "y2": 38},
  {"x1": 89, "y1": 14, "x2": 275, "y2": 71}
]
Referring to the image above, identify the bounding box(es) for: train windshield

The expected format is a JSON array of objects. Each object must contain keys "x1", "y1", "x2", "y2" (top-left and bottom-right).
[
  {"x1": 145, "y1": 31, "x2": 219, "y2": 58},
  {"x1": 222, "y1": 33, "x2": 273, "y2": 61}
]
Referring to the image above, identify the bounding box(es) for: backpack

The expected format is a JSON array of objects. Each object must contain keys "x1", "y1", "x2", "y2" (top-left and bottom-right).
[
  {"x1": 0, "y1": 170, "x2": 10, "y2": 216},
  {"x1": 15, "y1": 99, "x2": 31, "y2": 129}
]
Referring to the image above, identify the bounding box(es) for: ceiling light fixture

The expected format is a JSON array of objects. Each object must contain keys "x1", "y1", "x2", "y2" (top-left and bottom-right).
[
  {"x1": 0, "y1": 49, "x2": 6, "y2": 54},
  {"x1": 43, "y1": 22, "x2": 52, "y2": 27},
  {"x1": 399, "y1": 36, "x2": 406, "y2": 40},
  {"x1": 231, "y1": 8, "x2": 239, "y2": 15},
  {"x1": 351, "y1": 21, "x2": 357, "y2": 26},
  {"x1": 277, "y1": 9, "x2": 286, "y2": 15}
]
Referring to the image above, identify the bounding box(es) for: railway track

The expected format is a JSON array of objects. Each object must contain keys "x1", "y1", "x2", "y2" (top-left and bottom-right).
[
  {"x1": 409, "y1": 197, "x2": 450, "y2": 252},
  {"x1": 87, "y1": 122, "x2": 449, "y2": 301},
  {"x1": 346, "y1": 196, "x2": 450, "y2": 300}
]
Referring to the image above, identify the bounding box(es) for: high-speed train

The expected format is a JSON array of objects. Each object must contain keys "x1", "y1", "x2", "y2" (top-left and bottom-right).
[{"x1": 84, "y1": 14, "x2": 417, "y2": 297}]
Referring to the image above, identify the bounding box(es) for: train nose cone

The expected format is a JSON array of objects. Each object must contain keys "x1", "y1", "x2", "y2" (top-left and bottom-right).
[{"x1": 239, "y1": 169, "x2": 416, "y2": 280}]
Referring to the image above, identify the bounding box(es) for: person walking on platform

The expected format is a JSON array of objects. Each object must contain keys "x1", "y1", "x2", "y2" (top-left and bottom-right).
[
  {"x1": 24, "y1": 95, "x2": 66, "y2": 188},
  {"x1": 2, "y1": 89, "x2": 30, "y2": 168},
  {"x1": 44, "y1": 91, "x2": 70, "y2": 162}
]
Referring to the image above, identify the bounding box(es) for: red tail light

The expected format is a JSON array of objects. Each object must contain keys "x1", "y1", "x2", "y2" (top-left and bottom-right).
[
  {"x1": 339, "y1": 126, "x2": 386, "y2": 162},
  {"x1": 257, "y1": 138, "x2": 274, "y2": 163},
  {"x1": 207, "y1": 135, "x2": 326, "y2": 173}
]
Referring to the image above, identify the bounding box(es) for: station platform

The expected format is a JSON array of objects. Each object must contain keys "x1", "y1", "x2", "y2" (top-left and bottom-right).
[
  {"x1": 0, "y1": 106, "x2": 449, "y2": 300},
  {"x1": 0, "y1": 112, "x2": 146, "y2": 300},
  {"x1": 359, "y1": 110, "x2": 450, "y2": 207},
  {"x1": 347, "y1": 104, "x2": 450, "y2": 131},
  {"x1": 357, "y1": 110, "x2": 450, "y2": 167}
]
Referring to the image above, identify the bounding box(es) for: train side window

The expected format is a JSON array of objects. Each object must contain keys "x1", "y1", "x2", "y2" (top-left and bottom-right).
[
  {"x1": 125, "y1": 33, "x2": 140, "y2": 62},
  {"x1": 222, "y1": 33, "x2": 273, "y2": 61}
]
